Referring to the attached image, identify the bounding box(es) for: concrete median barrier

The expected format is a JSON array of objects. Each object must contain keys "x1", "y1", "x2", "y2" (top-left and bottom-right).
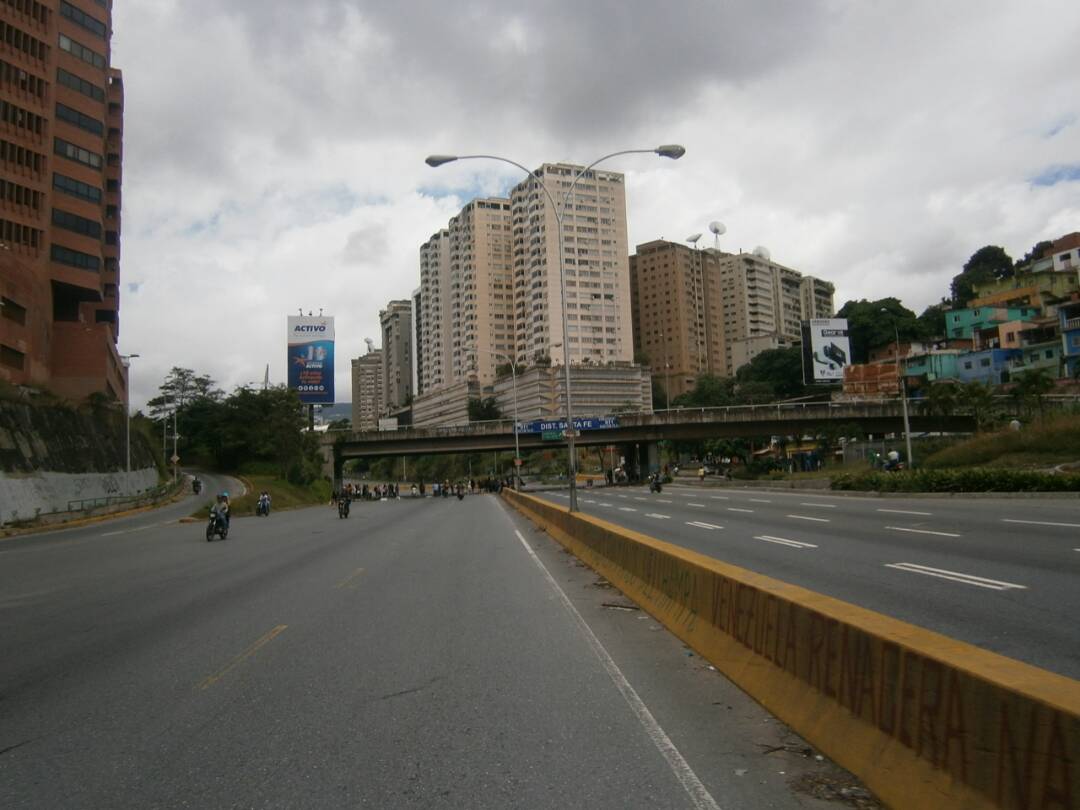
[{"x1": 502, "y1": 489, "x2": 1079, "y2": 810}]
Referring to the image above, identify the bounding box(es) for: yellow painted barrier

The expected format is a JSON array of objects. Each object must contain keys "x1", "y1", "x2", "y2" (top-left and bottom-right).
[{"x1": 503, "y1": 489, "x2": 1079, "y2": 810}]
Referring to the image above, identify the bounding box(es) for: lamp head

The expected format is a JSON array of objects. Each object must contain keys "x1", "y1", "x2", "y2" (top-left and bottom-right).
[
  {"x1": 425, "y1": 154, "x2": 458, "y2": 167},
  {"x1": 655, "y1": 144, "x2": 686, "y2": 159}
]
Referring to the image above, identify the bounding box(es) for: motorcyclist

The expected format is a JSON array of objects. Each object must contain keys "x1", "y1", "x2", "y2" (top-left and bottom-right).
[
  {"x1": 211, "y1": 493, "x2": 230, "y2": 529},
  {"x1": 257, "y1": 491, "x2": 271, "y2": 515}
]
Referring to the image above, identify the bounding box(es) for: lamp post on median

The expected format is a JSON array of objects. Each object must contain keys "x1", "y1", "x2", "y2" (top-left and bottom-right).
[
  {"x1": 120, "y1": 353, "x2": 139, "y2": 473},
  {"x1": 467, "y1": 346, "x2": 520, "y2": 490},
  {"x1": 426, "y1": 145, "x2": 686, "y2": 511},
  {"x1": 882, "y1": 309, "x2": 915, "y2": 468}
]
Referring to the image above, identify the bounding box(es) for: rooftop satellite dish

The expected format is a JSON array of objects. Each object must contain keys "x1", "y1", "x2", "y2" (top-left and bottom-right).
[
  {"x1": 686, "y1": 233, "x2": 703, "y2": 245},
  {"x1": 752, "y1": 245, "x2": 771, "y2": 260},
  {"x1": 708, "y1": 221, "x2": 726, "y2": 248},
  {"x1": 364, "y1": 337, "x2": 375, "y2": 353}
]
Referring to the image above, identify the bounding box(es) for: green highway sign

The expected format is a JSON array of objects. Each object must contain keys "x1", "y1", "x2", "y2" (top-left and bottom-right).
[{"x1": 541, "y1": 430, "x2": 564, "y2": 441}]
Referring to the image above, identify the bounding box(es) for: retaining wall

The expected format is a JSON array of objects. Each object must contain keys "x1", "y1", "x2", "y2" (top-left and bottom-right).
[
  {"x1": 0, "y1": 467, "x2": 160, "y2": 525},
  {"x1": 502, "y1": 489, "x2": 1079, "y2": 810}
]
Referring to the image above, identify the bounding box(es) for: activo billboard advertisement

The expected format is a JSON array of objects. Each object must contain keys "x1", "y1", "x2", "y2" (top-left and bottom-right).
[
  {"x1": 801, "y1": 318, "x2": 850, "y2": 384},
  {"x1": 287, "y1": 316, "x2": 335, "y2": 403}
]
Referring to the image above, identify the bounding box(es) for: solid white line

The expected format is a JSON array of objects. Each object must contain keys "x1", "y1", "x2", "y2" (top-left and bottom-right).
[
  {"x1": 727, "y1": 508, "x2": 754, "y2": 513},
  {"x1": 787, "y1": 514, "x2": 831, "y2": 523},
  {"x1": 749, "y1": 498, "x2": 772, "y2": 503},
  {"x1": 686, "y1": 521, "x2": 723, "y2": 530},
  {"x1": 646, "y1": 513, "x2": 671, "y2": 520},
  {"x1": 688, "y1": 503, "x2": 706, "y2": 508},
  {"x1": 799, "y1": 503, "x2": 836, "y2": 509},
  {"x1": 877, "y1": 508, "x2": 931, "y2": 516},
  {"x1": 755, "y1": 535, "x2": 818, "y2": 549},
  {"x1": 1002, "y1": 518, "x2": 1080, "y2": 529},
  {"x1": 513, "y1": 530, "x2": 721, "y2": 810},
  {"x1": 884, "y1": 562, "x2": 1026, "y2": 591},
  {"x1": 885, "y1": 526, "x2": 961, "y2": 538}
]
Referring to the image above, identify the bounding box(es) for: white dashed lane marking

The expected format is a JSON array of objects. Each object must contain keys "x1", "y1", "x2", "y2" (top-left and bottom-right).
[
  {"x1": 884, "y1": 563, "x2": 1025, "y2": 591},
  {"x1": 885, "y1": 526, "x2": 961, "y2": 538},
  {"x1": 755, "y1": 535, "x2": 818, "y2": 549}
]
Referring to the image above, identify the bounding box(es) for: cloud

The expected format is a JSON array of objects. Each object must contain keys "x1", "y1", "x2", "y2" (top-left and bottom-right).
[{"x1": 110, "y1": 0, "x2": 1080, "y2": 409}]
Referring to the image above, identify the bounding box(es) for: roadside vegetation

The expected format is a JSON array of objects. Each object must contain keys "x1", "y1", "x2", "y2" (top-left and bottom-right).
[
  {"x1": 831, "y1": 468, "x2": 1080, "y2": 493},
  {"x1": 919, "y1": 415, "x2": 1080, "y2": 469}
]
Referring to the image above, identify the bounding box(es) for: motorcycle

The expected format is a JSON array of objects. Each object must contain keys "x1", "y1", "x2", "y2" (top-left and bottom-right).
[
  {"x1": 648, "y1": 475, "x2": 663, "y2": 494},
  {"x1": 192, "y1": 479, "x2": 202, "y2": 495},
  {"x1": 206, "y1": 509, "x2": 228, "y2": 542},
  {"x1": 338, "y1": 497, "x2": 350, "y2": 519},
  {"x1": 256, "y1": 496, "x2": 270, "y2": 516}
]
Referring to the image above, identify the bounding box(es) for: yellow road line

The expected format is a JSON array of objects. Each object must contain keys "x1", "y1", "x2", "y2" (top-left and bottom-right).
[
  {"x1": 197, "y1": 624, "x2": 287, "y2": 690},
  {"x1": 335, "y1": 567, "x2": 366, "y2": 589}
]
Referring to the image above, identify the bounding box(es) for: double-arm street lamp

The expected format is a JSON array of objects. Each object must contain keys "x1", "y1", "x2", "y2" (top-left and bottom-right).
[
  {"x1": 427, "y1": 145, "x2": 686, "y2": 511},
  {"x1": 467, "y1": 346, "x2": 520, "y2": 490},
  {"x1": 120, "y1": 353, "x2": 139, "y2": 473}
]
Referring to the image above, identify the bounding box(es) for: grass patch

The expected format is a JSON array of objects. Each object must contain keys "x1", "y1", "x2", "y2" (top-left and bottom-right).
[
  {"x1": 831, "y1": 468, "x2": 1080, "y2": 493},
  {"x1": 189, "y1": 475, "x2": 331, "y2": 518},
  {"x1": 921, "y1": 415, "x2": 1080, "y2": 469}
]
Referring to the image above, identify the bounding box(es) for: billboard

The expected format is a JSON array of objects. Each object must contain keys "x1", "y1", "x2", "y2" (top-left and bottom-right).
[
  {"x1": 287, "y1": 315, "x2": 335, "y2": 404},
  {"x1": 801, "y1": 318, "x2": 850, "y2": 384}
]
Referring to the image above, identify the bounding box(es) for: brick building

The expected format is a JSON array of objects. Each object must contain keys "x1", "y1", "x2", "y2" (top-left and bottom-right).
[{"x1": 0, "y1": 0, "x2": 126, "y2": 401}]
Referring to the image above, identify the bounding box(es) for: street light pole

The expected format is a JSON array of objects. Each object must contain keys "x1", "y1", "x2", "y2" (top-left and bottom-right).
[
  {"x1": 468, "y1": 346, "x2": 520, "y2": 490},
  {"x1": 887, "y1": 318, "x2": 915, "y2": 468},
  {"x1": 427, "y1": 145, "x2": 685, "y2": 512},
  {"x1": 120, "y1": 353, "x2": 139, "y2": 473}
]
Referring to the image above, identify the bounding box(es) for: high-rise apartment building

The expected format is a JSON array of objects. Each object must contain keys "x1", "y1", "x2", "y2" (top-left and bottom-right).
[
  {"x1": 509, "y1": 164, "x2": 632, "y2": 366},
  {"x1": 417, "y1": 197, "x2": 513, "y2": 393},
  {"x1": 379, "y1": 299, "x2": 412, "y2": 413},
  {"x1": 630, "y1": 241, "x2": 835, "y2": 394},
  {"x1": 0, "y1": 0, "x2": 126, "y2": 401},
  {"x1": 715, "y1": 250, "x2": 834, "y2": 375},
  {"x1": 351, "y1": 349, "x2": 383, "y2": 431},
  {"x1": 410, "y1": 286, "x2": 421, "y2": 396},
  {"x1": 629, "y1": 240, "x2": 725, "y2": 400}
]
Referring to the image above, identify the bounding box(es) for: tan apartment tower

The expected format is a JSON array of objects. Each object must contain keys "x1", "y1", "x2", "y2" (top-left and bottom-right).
[
  {"x1": 508, "y1": 164, "x2": 632, "y2": 367},
  {"x1": 0, "y1": 0, "x2": 126, "y2": 401},
  {"x1": 351, "y1": 348, "x2": 383, "y2": 431},
  {"x1": 715, "y1": 250, "x2": 834, "y2": 375},
  {"x1": 379, "y1": 299, "x2": 412, "y2": 413},
  {"x1": 629, "y1": 240, "x2": 725, "y2": 401},
  {"x1": 417, "y1": 197, "x2": 513, "y2": 393}
]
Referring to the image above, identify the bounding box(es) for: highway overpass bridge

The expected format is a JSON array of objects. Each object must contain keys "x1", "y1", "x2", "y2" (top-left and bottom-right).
[{"x1": 321, "y1": 398, "x2": 983, "y2": 479}]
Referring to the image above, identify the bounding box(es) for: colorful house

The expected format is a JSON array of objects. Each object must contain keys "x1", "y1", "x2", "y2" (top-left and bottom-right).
[
  {"x1": 1060, "y1": 301, "x2": 1080, "y2": 378},
  {"x1": 956, "y1": 348, "x2": 1023, "y2": 385}
]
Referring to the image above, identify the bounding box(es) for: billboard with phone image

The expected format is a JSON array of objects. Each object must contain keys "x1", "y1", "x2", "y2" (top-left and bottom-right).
[{"x1": 801, "y1": 318, "x2": 850, "y2": 384}]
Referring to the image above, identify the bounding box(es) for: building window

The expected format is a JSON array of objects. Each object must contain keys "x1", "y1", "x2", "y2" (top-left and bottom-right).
[
  {"x1": 60, "y1": 1, "x2": 108, "y2": 38},
  {"x1": 52, "y1": 207, "x2": 102, "y2": 238},
  {"x1": 1, "y1": 296, "x2": 27, "y2": 325},
  {"x1": 56, "y1": 67, "x2": 105, "y2": 102},
  {"x1": 54, "y1": 136, "x2": 102, "y2": 169},
  {"x1": 50, "y1": 243, "x2": 100, "y2": 271},
  {"x1": 53, "y1": 172, "x2": 102, "y2": 203},
  {"x1": 55, "y1": 102, "x2": 104, "y2": 136},
  {"x1": 58, "y1": 34, "x2": 106, "y2": 69},
  {"x1": 964, "y1": 361, "x2": 972, "y2": 370},
  {"x1": 980, "y1": 358, "x2": 991, "y2": 367},
  {"x1": 1, "y1": 344, "x2": 25, "y2": 370}
]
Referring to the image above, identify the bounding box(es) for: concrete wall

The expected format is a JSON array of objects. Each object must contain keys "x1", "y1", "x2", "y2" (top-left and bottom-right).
[
  {"x1": 0, "y1": 467, "x2": 159, "y2": 525},
  {"x1": 502, "y1": 489, "x2": 1079, "y2": 810}
]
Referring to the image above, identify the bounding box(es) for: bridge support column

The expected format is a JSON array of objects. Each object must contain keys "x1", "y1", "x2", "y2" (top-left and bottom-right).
[{"x1": 645, "y1": 442, "x2": 660, "y2": 476}]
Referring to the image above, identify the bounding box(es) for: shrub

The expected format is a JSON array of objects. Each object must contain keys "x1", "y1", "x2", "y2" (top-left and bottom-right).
[{"x1": 831, "y1": 468, "x2": 1080, "y2": 493}]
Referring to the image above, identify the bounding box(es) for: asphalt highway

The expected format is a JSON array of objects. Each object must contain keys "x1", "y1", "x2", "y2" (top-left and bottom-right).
[
  {"x1": 0, "y1": 490, "x2": 871, "y2": 809},
  {"x1": 538, "y1": 484, "x2": 1080, "y2": 678}
]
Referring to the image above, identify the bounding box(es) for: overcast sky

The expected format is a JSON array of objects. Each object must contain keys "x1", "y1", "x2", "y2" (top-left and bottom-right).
[{"x1": 112, "y1": 0, "x2": 1080, "y2": 410}]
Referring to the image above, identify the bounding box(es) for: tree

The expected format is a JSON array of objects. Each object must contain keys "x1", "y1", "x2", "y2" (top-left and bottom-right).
[
  {"x1": 916, "y1": 300, "x2": 950, "y2": 341},
  {"x1": 920, "y1": 381, "x2": 959, "y2": 417},
  {"x1": 468, "y1": 397, "x2": 502, "y2": 421},
  {"x1": 957, "y1": 381, "x2": 997, "y2": 431},
  {"x1": 836, "y1": 298, "x2": 920, "y2": 363},
  {"x1": 1012, "y1": 368, "x2": 1054, "y2": 419},
  {"x1": 735, "y1": 346, "x2": 808, "y2": 398},
  {"x1": 671, "y1": 374, "x2": 735, "y2": 408},
  {"x1": 1015, "y1": 240, "x2": 1053, "y2": 272},
  {"x1": 951, "y1": 245, "x2": 1013, "y2": 305}
]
